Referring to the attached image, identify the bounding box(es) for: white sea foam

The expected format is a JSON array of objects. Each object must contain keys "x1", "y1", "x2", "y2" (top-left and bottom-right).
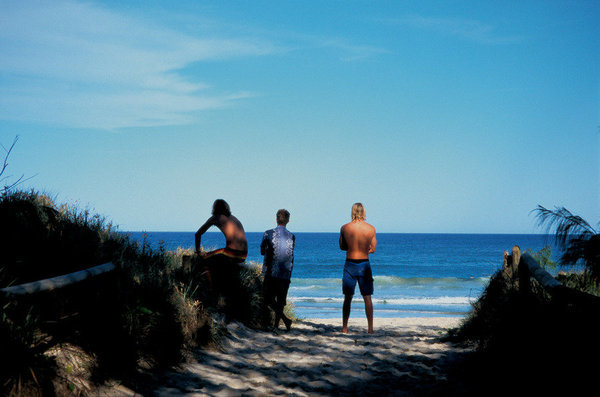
[
  {"x1": 290, "y1": 276, "x2": 489, "y2": 288},
  {"x1": 290, "y1": 296, "x2": 473, "y2": 306}
]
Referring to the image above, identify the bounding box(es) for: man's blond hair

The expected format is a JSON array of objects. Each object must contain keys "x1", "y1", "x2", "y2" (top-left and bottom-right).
[{"x1": 351, "y1": 202, "x2": 366, "y2": 221}]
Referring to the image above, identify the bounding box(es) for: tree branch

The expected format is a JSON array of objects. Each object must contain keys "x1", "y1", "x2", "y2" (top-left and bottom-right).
[{"x1": 1, "y1": 135, "x2": 31, "y2": 193}]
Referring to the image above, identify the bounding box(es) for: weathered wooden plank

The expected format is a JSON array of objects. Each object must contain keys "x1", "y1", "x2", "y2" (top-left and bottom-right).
[
  {"x1": 520, "y1": 253, "x2": 562, "y2": 290},
  {"x1": 0, "y1": 262, "x2": 116, "y2": 296},
  {"x1": 520, "y1": 253, "x2": 600, "y2": 308}
]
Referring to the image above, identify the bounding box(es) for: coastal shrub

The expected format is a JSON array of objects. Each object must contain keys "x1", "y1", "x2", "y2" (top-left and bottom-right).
[
  {"x1": 451, "y1": 245, "x2": 598, "y2": 347},
  {"x1": 283, "y1": 300, "x2": 300, "y2": 322},
  {"x1": 556, "y1": 271, "x2": 600, "y2": 296},
  {"x1": 448, "y1": 269, "x2": 548, "y2": 351},
  {"x1": 525, "y1": 245, "x2": 557, "y2": 270},
  {"x1": 0, "y1": 190, "x2": 118, "y2": 285},
  {"x1": 447, "y1": 248, "x2": 600, "y2": 393},
  {"x1": 0, "y1": 189, "x2": 271, "y2": 394}
]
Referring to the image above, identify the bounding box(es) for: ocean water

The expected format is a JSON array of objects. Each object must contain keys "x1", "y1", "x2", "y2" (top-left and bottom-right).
[{"x1": 126, "y1": 232, "x2": 557, "y2": 319}]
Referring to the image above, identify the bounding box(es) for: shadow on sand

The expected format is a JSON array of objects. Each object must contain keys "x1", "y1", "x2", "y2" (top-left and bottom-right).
[{"x1": 115, "y1": 319, "x2": 476, "y2": 396}]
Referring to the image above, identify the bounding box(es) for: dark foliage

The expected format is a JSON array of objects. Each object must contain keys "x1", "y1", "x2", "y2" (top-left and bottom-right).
[
  {"x1": 0, "y1": 190, "x2": 269, "y2": 395},
  {"x1": 447, "y1": 267, "x2": 600, "y2": 395},
  {"x1": 534, "y1": 205, "x2": 600, "y2": 278},
  {"x1": 0, "y1": 191, "x2": 116, "y2": 286}
]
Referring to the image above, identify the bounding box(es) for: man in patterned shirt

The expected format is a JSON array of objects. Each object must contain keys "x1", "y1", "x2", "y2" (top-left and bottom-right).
[{"x1": 261, "y1": 209, "x2": 295, "y2": 330}]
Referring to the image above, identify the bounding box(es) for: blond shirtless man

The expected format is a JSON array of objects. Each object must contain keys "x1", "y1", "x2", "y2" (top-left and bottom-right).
[{"x1": 339, "y1": 203, "x2": 377, "y2": 334}]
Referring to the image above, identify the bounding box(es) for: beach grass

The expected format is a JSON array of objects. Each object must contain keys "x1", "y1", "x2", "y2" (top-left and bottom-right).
[
  {"x1": 0, "y1": 189, "x2": 273, "y2": 395},
  {"x1": 446, "y1": 246, "x2": 600, "y2": 393}
]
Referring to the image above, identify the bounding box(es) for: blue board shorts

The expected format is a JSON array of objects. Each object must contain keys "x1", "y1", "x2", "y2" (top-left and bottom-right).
[{"x1": 342, "y1": 260, "x2": 374, "y2": 296}]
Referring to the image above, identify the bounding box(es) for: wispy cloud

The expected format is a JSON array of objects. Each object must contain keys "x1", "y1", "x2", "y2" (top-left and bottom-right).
[
  {"x1": 0, "y1": 1, "x2": 273, "y2": 129},
  {"x1": 273, "y1": 29, "x2": 389, "y2": 62},
  {"x1": 386, "y1": 15, "x2": 524, "y2": 45},
  {"x1": 318, "y1": 38, "x2": 390, "y2": 62}
]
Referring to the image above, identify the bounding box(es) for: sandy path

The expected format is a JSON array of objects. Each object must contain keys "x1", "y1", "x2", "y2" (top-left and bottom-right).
[{"x1": 109, "y1": 317, "x2": 469, "y2": 396}]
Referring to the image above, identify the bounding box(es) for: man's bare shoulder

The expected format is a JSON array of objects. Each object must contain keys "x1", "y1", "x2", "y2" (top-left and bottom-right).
[
  {"x1": 344, "y1": 221, "x2": 375, "y2": 229},
  {"x1": 340, "y1": 222, "x2": 359, "y2": 234},
  {"x1": 357, "y1": 222, "x2": 375, "y2": 236},
  {"x1": 228, "y1": 214, "x2": 245, "y2": 229},
  {"x1": 209, "y1": 214, "x2": 228, "y2": 226},
  {"x1": 364, "y1": 222, "x2": 376, "y2": 232}
]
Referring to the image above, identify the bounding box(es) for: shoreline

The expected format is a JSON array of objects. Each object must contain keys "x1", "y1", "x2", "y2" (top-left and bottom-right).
[{"x1": 301, "y1": 316, "x2": 463, "y2": 329}]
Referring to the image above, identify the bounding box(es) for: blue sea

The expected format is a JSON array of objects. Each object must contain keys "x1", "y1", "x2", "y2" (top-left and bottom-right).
[{"x1": 126, "y1": 232, "x2": 558, "y2": 319}]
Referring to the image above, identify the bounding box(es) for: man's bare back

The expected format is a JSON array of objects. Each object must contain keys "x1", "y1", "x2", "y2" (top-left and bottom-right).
[
  {"x1": 339, "y1": 202, "x2": 376, "y2": 334},
  {"x1": 195, "y1": 200, "x2": 248, "y2": 254},
  {"x1": 196, "y1": 214, "x2": 247, "y2": 253},
  {"x1": 339, "y1": 220, "x2": 377, "y2": 259},
  {"x1": 213, "y1": 214, "x2": 247, "y2": 252}
]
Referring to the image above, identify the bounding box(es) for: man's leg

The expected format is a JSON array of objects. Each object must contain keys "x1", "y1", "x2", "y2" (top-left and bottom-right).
[
  {"x1": 263, "y1": 277, "x2": 276, "y2": 327},
  {"x1": 274, "y1": 301, "x2": 289, "y2": 330},
  {"x1": 275, "y1": 280, "x2": 292, "y2": 331},
  {"x1": 342, "y1": 294, "x2": 353, "y2": 334},
  {"x1": 200, "y1": 255, "x2": 220, "y2": 307},
  {"x1": 263, "y1": 283, "x2": 272, "y2": 327},
  {"x1": 363, "y1": 295, "x2": 374, "y2": 334},
  {"x1": 274, "y1": 308, "x2": 281, "y2": 329},
  {"x1": 281, "y1": 311, "x2": 292, "y2": 331}
]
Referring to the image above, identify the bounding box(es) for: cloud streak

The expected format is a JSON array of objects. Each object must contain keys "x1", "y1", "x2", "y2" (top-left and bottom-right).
[
  {"x1": 0, "y1": 1, "x2": 273, "y2": 129},
  {"x1": 386, "y1": 15, "x2": 524, "y2": 45}
]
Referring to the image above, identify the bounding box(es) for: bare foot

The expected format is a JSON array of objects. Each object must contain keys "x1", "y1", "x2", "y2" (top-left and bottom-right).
[{"x1": 342, "y1": 327, "x2": 348, "y2": 334}]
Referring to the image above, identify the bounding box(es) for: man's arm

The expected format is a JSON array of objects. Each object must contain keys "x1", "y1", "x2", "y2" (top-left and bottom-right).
[
  {"x1": 339, "y1": 227, "x2": 348, "y2": 251},
  {"x1": 260, "y1": 232, "x2": 268, "y2": 256},
  {"x1": 195, "y1": 216, "x2": 216, "y2": 253},
  {"x1": 369, "y1": 229, "x2": 377, "y2": 254},
  {"x1": 291, "y1": 234, "x2": 295, "y2": 264}
]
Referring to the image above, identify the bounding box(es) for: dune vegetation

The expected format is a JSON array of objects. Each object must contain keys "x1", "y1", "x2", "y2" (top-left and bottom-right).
[
  {"x1": 0, "y1": 189, "x2": 274, "y2": 396},
  {"x1": 446, "y1": 208, "x2": 600, "y2": 393}
]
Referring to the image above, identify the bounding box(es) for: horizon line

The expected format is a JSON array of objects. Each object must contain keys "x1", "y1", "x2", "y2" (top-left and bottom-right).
[{"x1": 121, "y1": 230, "x2": 552, "y2": 236}]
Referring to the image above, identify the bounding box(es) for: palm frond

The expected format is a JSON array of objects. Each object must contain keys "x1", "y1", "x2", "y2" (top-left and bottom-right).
[{"x1": 533, "y1": 205, "x2": 596, "y2": 247}]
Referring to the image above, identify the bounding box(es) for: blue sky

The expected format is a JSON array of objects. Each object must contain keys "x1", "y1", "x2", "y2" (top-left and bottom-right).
[{"x1": 1, "y1": 0, "x2": 598, "y2": 233}]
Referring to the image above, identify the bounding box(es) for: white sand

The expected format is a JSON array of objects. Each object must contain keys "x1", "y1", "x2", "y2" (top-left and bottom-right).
[
  {"x1": 313, "y1": 316, "x2": 462, "y2": 330},
  {"x1": 100, "y1": 317, "x2": 469, "y2": 396}
]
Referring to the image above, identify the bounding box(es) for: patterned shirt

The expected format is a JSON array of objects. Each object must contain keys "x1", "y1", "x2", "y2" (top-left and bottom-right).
[{"x1": 261, "y1": 225, "x2": 295, "y2": 280}]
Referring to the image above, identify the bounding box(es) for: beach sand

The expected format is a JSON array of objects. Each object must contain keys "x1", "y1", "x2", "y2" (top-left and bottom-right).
[{"x1": 101, "y1": 317, "x2": 471, "y2": 396}]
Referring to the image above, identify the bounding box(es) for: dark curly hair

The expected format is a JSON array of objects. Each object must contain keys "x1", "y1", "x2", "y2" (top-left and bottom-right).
[{"x1": 212, "y1": 199, "x2": 231, "y2": 217}]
